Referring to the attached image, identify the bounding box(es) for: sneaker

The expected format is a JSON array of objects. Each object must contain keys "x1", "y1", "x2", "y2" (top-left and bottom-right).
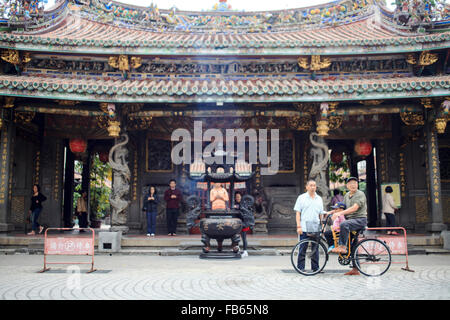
[
  {"x1": 241, "y1": 250, "x2": 248, "y2": 257},
  {"x1": 151, "y1": 233, "x2": 155, "y2": 237},
  {"x1": 146, "y1": 233, "x2": 151, "y2": 237},
  {"x1": 327, "y1": 245, "x2": 335, "y2": 253}
]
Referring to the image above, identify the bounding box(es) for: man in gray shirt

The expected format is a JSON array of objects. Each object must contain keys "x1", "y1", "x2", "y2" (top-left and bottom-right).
[{"x1": 330, "y1": 177, "x2": 367, "y2": 258}]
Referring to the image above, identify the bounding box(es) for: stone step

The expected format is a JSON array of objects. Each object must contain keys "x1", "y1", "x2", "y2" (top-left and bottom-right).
[
  {"x1": 0, "y1": 233, "x2": 444, "y2": 250},
  {"x1": 2, "y1": 245, "x2": 448, "y2": 256}
]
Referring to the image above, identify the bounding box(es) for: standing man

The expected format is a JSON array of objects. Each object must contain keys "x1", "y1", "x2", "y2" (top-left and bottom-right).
[
  {"x1": 330, "y1": 177, "x2": 368, "y2": 276},
  {"x1": 76, "y1": 191, "x2": 89, "y2": 231},
  {"x1": 164, "y1": 179, "x2": 183, "y2": 236},
  {"x1": 293, "y1": 179, "x2": 327, "y2": 272}
]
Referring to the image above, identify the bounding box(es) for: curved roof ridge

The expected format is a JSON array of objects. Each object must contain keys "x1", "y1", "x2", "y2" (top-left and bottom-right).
[
  {"x1": 93, "y1": 0, "x2": 367, "y2": 15},
  {"x1": 59, "y1": 0, "x2": 377, "y2": 34},
  {"x1": 366, "y1": 5, "x2": 423, "y2": 37}
]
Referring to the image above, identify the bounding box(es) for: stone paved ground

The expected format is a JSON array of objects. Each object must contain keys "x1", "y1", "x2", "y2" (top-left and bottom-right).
[{"x1": 0, "y1": 254, "x2": 449, "y2": 300}]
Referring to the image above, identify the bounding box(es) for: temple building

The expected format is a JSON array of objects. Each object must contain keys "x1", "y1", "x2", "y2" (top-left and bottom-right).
[{"x1": 0, "y1": 0, "x2": 449, "y2": 235}]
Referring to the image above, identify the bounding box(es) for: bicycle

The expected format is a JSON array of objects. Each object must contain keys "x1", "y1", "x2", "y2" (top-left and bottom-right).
[{"x1": 291, "y1": 215, "x2": 392, "y2": 277}]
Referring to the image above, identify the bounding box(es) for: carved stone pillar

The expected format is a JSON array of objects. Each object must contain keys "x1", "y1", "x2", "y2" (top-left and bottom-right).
[
  {"x1": 308, "y1": 132, "x2": 330, "y2": 209},
  {"x1": 0, "y1": 120, "x2": 15, "y2": 232},
  {"x1": 109, "y1": 132, "x2": 130, "y2": 234},
  {"x1": 424, "y1": 113, "x2": 447, "y2": 232}
]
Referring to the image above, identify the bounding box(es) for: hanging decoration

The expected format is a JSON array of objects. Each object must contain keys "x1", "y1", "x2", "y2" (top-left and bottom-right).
[
  {"x1": 98, "y1": 151, "x2": 109, "y2": 163},
  {"x1": 354, "y1": 139, "x2": 372, "y2": 157},
  {"x1": 330, "y1": 150, "x2": 344, "y2": 164},
  {"x1": 69, "y1": 138, "x2": 87, "y2": 154}
]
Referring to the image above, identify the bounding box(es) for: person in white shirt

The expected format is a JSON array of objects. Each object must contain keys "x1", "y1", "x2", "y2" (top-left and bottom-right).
[
  {"x1": 382, "y1": 186, "x2": 398, "y2": 235},
  {"x1": 293, "y1": 179, "x2": 330, "y2": 271}
]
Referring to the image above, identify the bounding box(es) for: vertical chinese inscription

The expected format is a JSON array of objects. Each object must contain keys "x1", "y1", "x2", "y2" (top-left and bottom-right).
[
  {"x1": 0, "y1": 125, "x2": 8, "y2": 206},
  {"x1": 429, "y1": 132, "x2": 441, "y2": 205},
  {"x1": 255, "y1": 163, "x2": 261, "y2": 189},
  {"x1": 7, "y1": 128, "x2": 14, "y2": 202},
  {"x1": 132, "y1": 149, "x2": 138, "y2": 201},
  {"x1": 54, "y1": 140, "x2": 61, "y2": 201},
  {"x1": 399, "y1": 152, "x2": 406, "y2": 198},
  {"x1": 34, "y1": 150, "x2": 41, "y2": 185},
  {"x1": 303, "y1": 144, "x2": 308, "y2": 187},
  {"x1": 378, "y1": 141, "x2": 388, "y2": 183}
]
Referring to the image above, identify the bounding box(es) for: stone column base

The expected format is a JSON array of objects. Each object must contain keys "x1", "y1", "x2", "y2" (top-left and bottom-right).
[
  {"x1": 426, "y1": 223, "x2": 447, "y2": 232},
  {"x1": 110, "y1": 225, "x2": 129, "y2": 234},
  {"x1": 0, "y1": 223, "x2": 14, "y2": 232},
  {"x1": 253, "y1": 219, "x2": 268, "y2": 234},
  {"x1": 98, "y1": 231, "x2": 122, "y2": 253}
]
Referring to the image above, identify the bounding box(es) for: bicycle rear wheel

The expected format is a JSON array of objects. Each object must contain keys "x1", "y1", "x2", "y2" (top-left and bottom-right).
[
  {"x1": 353, "y1": 238, "x2": 391, "y2": 276},
  {"x1": 291, "y1": 238, "x2": 328, "y2": 276}
]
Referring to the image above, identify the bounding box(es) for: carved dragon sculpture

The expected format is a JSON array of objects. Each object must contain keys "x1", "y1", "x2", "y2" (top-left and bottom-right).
[
  {"x1": 109, "y1": 132, "x2": 131, "y2": 226},
  {"x1": 186, "y1": 195, "x2": 202, "y2": 229},
  {"x1": 309, "y1": 132, "x2": 331, "y2": 209},
  {"x1": 240, "y1": 194, "x2": 255, "y2": 229}
]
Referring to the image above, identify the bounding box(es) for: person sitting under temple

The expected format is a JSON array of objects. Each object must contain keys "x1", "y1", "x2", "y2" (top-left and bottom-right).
[{"x1": 210, "y1": 182, "x2": 229, "y2": 211}]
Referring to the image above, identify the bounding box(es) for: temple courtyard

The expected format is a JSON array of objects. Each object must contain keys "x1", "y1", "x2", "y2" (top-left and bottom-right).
[{"x1": 0, "y1": 254, "x2": 449, "y2": 300}]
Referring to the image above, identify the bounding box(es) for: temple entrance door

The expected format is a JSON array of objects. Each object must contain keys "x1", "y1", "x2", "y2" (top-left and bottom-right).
[
  {"x1": 365, "y1": 150, "x2": 378, "y2": 227},
  {"x1": 329, "y1": 141, "x2": 379, "y2": 227},
  {"x1": 11, "y1": 135, "x2": 35, "y2": 231}
]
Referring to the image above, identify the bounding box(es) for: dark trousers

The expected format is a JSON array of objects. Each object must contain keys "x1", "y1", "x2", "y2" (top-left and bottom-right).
[
  {"x1": 241, "y1": 231, "x2": 247, "y2": 250},
  {"x1": 338, "y1": 218, "x2": 367, "y2": 247},
  {"x1": 324, "y1": 230, "x2": 335, "y2": 248},
  {"x1": 166, "y1": 208, "x2": 179, "y2": 234},
  {"x1": 297, "y1": 233, "x2": 319, "y2": 271},
  {"x1": 384, "y1": 213, "x2": 396, "y2": 228},
  {"x1": 78, "y1": 212, "x2": 88, "y2": 228},
  {"x1": 31, "y1": 208, "x2": 42, "y2": 232},
  {"x1": 147, "y1": 211, "x2": 157, "y2": 234}
]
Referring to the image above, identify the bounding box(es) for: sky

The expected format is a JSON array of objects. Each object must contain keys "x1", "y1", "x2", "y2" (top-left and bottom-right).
[{"x1": 46, "y1": 0, "x2": 397, "y2": 12}]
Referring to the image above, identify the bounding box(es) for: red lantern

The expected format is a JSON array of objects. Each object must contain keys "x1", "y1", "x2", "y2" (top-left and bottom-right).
[
  {"x1": 99, "y1": 151, "x2": 109, "y2": 164},
  {"x1": 354, "y1": 139, "x2": 372, "y2": 157},
  {"x1": 69, "y1": 138, "x2": 87, "y2": 154},
  {"x1": 330, "y1": 150, "x2": 343, "y2": 163}
]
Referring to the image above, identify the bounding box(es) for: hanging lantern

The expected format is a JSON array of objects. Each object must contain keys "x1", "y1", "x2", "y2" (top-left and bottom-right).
[
  {"x1": 98, "y1": 151, "x2": 109, "y2": 163},
  {"x1": 354, "y1": 139, "x2": 372, "y2": 157},
  {"x1": 69, "y1": 138, "x2": 87, "y2": 154},
  {"x1": 331, "y1": 150, "x2": 343, "y2": 163}
]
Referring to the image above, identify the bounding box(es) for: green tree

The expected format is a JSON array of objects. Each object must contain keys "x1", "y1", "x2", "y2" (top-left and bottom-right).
[
  {"x1": 90, "y1": 154, "x2": 112, "y2": 220},
  {"x1": 329, "y1": 153, "x2": 350, "y2": 184}
]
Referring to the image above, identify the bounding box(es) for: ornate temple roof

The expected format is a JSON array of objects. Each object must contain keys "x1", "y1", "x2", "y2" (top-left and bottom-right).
[
  {"x1": 0, "y1": 0, "x2": 449, "y2": 55},
  {"x1": 0, "y1": 1, "x2": 448, "y2": 104},
  {"x1": 1, "y1": 73, "x2": 448, "y2": 103}
]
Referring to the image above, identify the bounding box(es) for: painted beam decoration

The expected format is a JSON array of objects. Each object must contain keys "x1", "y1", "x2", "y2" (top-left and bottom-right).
[{"x1": 0, "y1": 74, "x2": 447, "y2": 103}]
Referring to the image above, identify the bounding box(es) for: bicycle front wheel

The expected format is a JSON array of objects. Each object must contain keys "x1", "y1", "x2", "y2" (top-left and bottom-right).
[
  {"x1": 291, "y1": 238, "x2": 328, "y2": 276},
  {"x1": 353, "y1": 238, "x2": 391, "y2": 277}
]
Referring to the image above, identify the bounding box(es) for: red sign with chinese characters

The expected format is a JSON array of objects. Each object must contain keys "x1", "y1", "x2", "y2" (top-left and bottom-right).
[
  {"x1": 45, "y1": 237, "x2": 94, "y2": 255},
  {"x1": 358, "y1": 236, "x2": 407, "y2": 255}
]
